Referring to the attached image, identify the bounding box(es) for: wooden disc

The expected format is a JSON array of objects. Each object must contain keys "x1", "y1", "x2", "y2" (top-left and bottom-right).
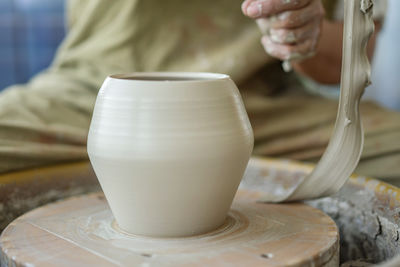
[{"x1": 0, "y1": 188, "x2": 339, "y2": 266}]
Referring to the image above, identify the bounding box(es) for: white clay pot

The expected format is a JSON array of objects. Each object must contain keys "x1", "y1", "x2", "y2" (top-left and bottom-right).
[{"x1": 87, "y1": 72, "x2": 254, "y2": 237}]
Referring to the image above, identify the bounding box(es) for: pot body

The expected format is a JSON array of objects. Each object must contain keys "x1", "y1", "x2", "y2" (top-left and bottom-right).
[{"x1": 87, "y1": 72, "x2": 253, "y2": 237}]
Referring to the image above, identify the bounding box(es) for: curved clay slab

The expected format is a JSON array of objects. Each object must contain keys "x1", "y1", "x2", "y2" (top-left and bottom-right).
[{"x1": 261, "y1": 0, "x2": 375, "y2": 202}]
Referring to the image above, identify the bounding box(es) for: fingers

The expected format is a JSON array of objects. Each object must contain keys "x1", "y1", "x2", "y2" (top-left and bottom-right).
[
  {"x1": 242, "y1": 0, "x2": 311, "y2": 18},
  {"x1": 253, "y1": 0, "x2": 324, "y2": 30},
  {"x1": 267, "y1": 0, "x2": 325, "y2": 29},
  {"x1": 269, "y1": 18, "x2": 321, "y2": 44},
  {"x1": 261, "y1": 27, "x2": 319, "y2": 61},
  {"x1": 248, "y1": 0, "x2": 325, "y2": 61}
]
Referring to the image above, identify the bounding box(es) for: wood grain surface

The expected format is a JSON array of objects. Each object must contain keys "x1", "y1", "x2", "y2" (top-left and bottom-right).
[{"x1": 0, "y1": 189, "x2": 339, "y2": 266}]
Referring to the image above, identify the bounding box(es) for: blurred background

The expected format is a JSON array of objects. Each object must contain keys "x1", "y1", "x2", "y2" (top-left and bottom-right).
[
  {"x1": 0, "y1": 0, "x2": 398, "y2": 110},
  {"x1": 364, "y1": 0, "x2": 400, "y2": 111},
  {"x1": 0, "y1": 0, "x2": 65, "y2": 90}
]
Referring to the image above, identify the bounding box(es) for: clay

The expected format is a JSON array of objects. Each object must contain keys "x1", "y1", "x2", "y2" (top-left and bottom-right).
[
  {"x1": 87, "y1": 72, "x2": 254, "y2": 237},
  {"x1": 257, "y1": 0, "x2": 375, "y2": 202}
]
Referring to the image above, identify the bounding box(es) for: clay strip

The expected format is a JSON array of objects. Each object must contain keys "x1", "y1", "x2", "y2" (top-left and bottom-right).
[{"x1": 262, "y1": 0, "x2": 375, "y2": 202}]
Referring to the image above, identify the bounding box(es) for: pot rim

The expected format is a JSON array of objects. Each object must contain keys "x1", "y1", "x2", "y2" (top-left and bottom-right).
[{"x1": 109, "y1": 72, "x2": 230, "y2": 83}]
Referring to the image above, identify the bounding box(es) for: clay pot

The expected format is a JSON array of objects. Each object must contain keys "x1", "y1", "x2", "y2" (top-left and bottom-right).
[{"x1": 87, "y1": 72, "x2": 253, "y2": 237}]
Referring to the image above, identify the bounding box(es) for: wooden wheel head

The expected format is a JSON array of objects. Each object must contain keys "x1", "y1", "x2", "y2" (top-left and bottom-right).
[{"x1": 1, "y1": 190, "x2": 339, "y2": 266}]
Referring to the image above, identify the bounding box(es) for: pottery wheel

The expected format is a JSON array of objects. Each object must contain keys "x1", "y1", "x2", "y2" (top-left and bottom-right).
[{"x1": 0, "y1": 187, "x2": 339, "y2": 266}]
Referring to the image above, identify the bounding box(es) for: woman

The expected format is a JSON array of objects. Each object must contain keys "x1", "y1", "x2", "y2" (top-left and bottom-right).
[{"x1": 0, "y1": 0, "x2": 398, "y2": 184}]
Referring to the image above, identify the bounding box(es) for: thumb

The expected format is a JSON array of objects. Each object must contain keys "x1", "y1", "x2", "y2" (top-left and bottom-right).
[{"x1": 241, "y1": 0, "x2": 256, "y2": 16}]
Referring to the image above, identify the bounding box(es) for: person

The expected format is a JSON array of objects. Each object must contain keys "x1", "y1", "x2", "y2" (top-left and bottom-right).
[{"x1": 0, "y1": 0, "x2": 398, "y2": 184}]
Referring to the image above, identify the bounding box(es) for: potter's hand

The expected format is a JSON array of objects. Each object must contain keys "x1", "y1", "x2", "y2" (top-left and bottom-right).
[{"x1": 242, "y1": 0, "x2": 324, "y2": 61}]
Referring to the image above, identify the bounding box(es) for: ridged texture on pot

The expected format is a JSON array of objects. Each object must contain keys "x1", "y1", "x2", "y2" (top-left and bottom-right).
[{"x1": 87, "y1": 72, "x2": 253, "y2": 237}]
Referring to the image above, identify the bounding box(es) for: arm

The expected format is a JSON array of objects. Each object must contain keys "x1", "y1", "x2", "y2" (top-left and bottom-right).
[{"x1": 242, "y1": 0, "x2": 384, "y2": 84}]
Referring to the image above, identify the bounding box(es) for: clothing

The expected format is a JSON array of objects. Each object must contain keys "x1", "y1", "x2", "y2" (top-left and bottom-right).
[{"x1": 0, "y1": 0, "x2": 399, "y2": 185}]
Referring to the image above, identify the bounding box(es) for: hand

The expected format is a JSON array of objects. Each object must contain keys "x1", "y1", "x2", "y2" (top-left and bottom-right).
[{"x1": 242, "y1": 0, "x2": 325, "y2": 61}]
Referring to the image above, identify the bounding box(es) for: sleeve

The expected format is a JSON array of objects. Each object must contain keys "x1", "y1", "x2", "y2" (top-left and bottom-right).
[{"x1": 0, "y1": 0, "x2": 141, "y2": 173}]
